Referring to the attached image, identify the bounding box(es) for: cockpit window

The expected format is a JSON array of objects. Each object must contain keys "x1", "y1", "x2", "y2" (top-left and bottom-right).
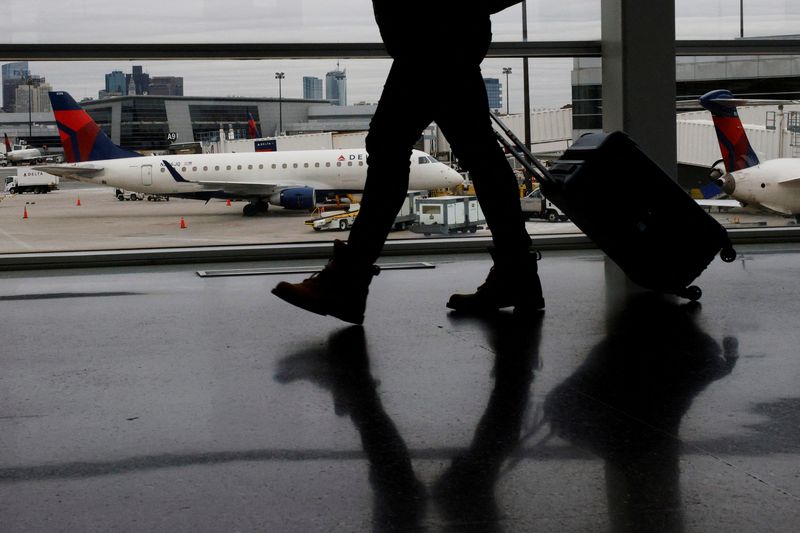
[
  {"x1": 418, "y1": 156, "x2": 429, "y2": 164},
  {"x1": 427, "y1": 156, "x2": 438, "y2": 164}
]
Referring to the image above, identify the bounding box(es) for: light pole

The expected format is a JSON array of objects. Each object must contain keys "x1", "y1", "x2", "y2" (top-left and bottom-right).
[
  {"x1": 740, "y1": 0, "x2": 744, "y2": 38},
  {"x1": 502, "y1": 67, "x2": 512, "y2": 115},
  {"x1": 275, "y1": 72, "x2": 285, "y2": 135},
  {"x1": 25, "y1": 75, "x2": 33, "y2": 138}
]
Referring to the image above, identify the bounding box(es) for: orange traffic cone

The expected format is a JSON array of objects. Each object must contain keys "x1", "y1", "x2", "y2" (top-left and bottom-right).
[
  {"x1": 226, "y1": 199, "x2": 231, "y2": 206},
  {"x1": 23, "y1": 206, "x2": 28, "y2": 219},
  {"x1": 76, "y1": 196, "x2": 82, "y2": 206},
  {"x1": 180, "y1": 216, "x2": 187, "y2": 229}
]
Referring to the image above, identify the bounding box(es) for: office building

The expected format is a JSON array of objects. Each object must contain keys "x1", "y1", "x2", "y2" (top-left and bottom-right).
[
  {"x1": 148, "y1": 76, "x2": 184, "y2": 96},
  {"x1": 484, "y1": 78, "x2": 503, "y2": 110},
  {"x1": 2, "y1": 61, "x2": 30, "y2": 113},
  {"x1": 14, "y1": 78, "x2": 53, "y2": 113},
  {"x1": 325, "y1": 69, "x2": 347, "y2": 106},
  {"x1": 105, "y1": 70, "x2": 128, "y2": 96},
  {"x1": 303, "y1": 76, "x2": 323, "y2": 100}
]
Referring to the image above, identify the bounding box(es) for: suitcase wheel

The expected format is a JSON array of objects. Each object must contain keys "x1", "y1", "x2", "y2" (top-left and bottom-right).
[
  {"x1": 677, "y1": 285, "x2": 703, "y2": 302},
  {"x1": 720, "y1": 247, "x2": 737, "y2": 263}
]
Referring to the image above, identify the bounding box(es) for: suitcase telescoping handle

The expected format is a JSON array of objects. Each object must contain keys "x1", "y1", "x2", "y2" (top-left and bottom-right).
[{"x1": 490, "y1": 112, "x2": 554, "y2": 184}]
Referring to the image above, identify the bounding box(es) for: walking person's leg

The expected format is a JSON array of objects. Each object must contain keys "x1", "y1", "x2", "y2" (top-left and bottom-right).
[
  {"x1": 435, "y1": 64, "x2": 544, "y2": 312},
  {"x1": 272, "y1": 61, "x2": 433, "y2": 324}
]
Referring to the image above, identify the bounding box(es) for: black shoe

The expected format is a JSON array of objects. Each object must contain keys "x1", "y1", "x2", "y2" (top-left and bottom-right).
[
  {"x1": 272, "y1": 240, "x2": 379, "y2": 325},
  {"x1": 447, "y1": 248, "x2": 544, "y2": 313}
]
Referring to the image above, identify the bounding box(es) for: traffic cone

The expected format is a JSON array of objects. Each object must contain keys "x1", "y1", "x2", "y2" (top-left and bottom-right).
[
  {"x1": 180, "y1": 216, "x2": 187, "y2": 229},
  {"x1": 226, "y1": 199, "x2": 231, "y2": 206},
  {"x1": 76, "y1": 196, "x2": 82, "y2": 206},
  {"x1": 23, "y1": 206, "x2": 28, "y2": 219}
]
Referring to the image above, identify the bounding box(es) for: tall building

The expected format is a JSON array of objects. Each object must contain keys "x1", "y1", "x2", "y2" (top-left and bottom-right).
[
  {"x1": 2, "y1": 61, "x2": 29, "y2": 112},
  {"x1": 484, "y1": 78, "x2": 503, "y2": 111},
  {"x1": 130, "y1": 65, "x2": 150, "y2": 95},
  {"x1": 325, "y1": 69, "x2": 347, "y2": 106},
  {"x1": 303, "y1": 76, "x2": 323, "y2": 100},
  {"x1": 105, "y1": 70, "x2": 128, "y2": 96},
  {"x1": 13, "y1": 76, "x2": 52, "y2": 113}
]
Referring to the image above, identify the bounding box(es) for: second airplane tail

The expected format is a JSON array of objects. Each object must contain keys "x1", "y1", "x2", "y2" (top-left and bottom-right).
[
  {"x1": 48, "y1": 91, "x2": 141, "y2": 163},
  {"x1": 4, "y1": 133, "x2": 12, "y2": 153},
  {"x1": 699, "y1": 89, "x2": 760, "y2": 173}
]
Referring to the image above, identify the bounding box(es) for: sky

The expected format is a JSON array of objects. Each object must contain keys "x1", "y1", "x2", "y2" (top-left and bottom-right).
[{"x1": 4, "y1": 0, "x2": 800, "y2": 111}]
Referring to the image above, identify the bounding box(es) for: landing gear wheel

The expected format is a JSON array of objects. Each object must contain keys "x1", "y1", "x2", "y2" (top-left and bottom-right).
[
  {"x1": 678, "y1": 285, "x2": 703, "y2": 302},
  {"x1": 242, "y1": 203, "x2": 258, "y2": 217},
  {"x1": 720, "y1": 247, "x2": 737, "y2": 263},
  {"x1": 339, "y1": 219, "x2": 348, "y2": 230}
]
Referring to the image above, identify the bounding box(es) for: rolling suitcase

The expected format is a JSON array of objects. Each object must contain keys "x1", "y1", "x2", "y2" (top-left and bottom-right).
[{"x1": 491, "y1": 113, "x2": 737, "y2": 301}]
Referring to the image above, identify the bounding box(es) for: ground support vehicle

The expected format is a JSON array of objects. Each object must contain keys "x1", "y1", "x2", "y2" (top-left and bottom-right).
[
  {"x1": 411, "y1": 195, "x2": 485, "y2": 235},
  {"x1": 4, "y1": 169, "x2": 59, "y2": 194},
  {"x1": 521, "y1": 188, "x2": 568, "y2": 222},
  {"x1": 306, "y1": 203, "x2": 361, "y2": 231}
]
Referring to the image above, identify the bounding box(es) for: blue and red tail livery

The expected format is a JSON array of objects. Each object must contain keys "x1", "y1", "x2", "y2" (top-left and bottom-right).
[
  {"x1": 4, "y1": 133, "x2": 12, "y2": 153},
  {"x1": 49, "y1": 91, "x2": 141, "y2": 163},
  {"x1": 699, "y1": 89, "x2": 760, "y2": 173}
]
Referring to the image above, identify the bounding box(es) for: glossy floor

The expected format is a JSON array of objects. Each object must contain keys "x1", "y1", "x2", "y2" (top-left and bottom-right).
[{"x1": 1, "y1": 245, "x2": 799, "y2": 532}]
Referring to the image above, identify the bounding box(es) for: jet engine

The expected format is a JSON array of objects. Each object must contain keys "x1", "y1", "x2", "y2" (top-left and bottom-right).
[
  {"x1": 270, "y1": 187, "x2": 315, "y2": 210},
  {"x1": 715, "y1": 173, "x2": 736, "y2": 195}
]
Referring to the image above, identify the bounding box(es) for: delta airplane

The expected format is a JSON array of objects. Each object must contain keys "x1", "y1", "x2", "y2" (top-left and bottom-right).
[
  {"x1": 36, "y1": 91, "x2": 463, "y2": 216},
  {"x1": 700, "y1": 89, "x2": 800, "y2": 221},
  {"x1": 2, "y1": 133, "x2": 46, "y2": 166}
]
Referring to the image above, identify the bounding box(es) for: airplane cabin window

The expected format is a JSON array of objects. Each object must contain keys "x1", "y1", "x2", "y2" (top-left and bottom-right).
[
  {"x1": 272, "y1": 164, "x2": 277, "y2": 169},
  {"x1": 248, "y1": 165, "x2": 253, "y2": 170}
]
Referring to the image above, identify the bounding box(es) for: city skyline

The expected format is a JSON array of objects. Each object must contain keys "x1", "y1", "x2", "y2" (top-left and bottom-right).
[{"x1": 3, "y1": 1, "x2": 799, "y2": 113}]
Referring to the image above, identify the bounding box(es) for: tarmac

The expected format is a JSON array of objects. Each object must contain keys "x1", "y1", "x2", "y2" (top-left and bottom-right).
[{"x1": 1, "y1": 182, "x2": 794, "y2": 254}]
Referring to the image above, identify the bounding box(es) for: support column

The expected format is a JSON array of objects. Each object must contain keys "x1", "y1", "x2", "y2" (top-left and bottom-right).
[
  {"x1": 601, "y1": 0, "x2": 676, "y2": 304},
  {"x1": 601, "y1": 0, "x2": 676, "y2": 178}
]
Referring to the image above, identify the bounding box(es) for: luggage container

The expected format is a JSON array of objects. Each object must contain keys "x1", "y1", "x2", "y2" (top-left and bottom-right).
[{"x1": 411, "y1": 195, "x2": 485, "y2": 235}]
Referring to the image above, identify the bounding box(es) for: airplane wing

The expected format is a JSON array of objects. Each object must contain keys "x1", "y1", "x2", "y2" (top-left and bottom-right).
[
  {"x1": 33, "y1": 164, "x2": 103, "y2": 179},
  {"x1": 695, "y1": 199, "x2": 741, "y2": 208}
]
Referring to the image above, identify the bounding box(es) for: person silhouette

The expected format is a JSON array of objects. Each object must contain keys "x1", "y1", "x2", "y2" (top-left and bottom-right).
[{"x1": 273, "y1": 1, "x2": 543, "y2": 324}]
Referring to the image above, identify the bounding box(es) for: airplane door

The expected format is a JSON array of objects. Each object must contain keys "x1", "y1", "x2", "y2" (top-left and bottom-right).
[{"x1": 141, "y1": 165, "x2": 153, "y2": 186}]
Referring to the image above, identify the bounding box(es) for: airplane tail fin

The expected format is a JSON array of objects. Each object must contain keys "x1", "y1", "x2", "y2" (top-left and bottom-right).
[
  {"x1": 699, "y1": 89, "x2": 760, "y2": 172},
  {"x1": 48, "y1": 91, "x2": 141, "y2": 163},
  {"x1": 3, "y1": 133, "x2": 12, "y2": 153}
]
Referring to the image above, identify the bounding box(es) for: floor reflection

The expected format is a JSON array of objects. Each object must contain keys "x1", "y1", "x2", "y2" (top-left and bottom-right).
[
  {"x1": 434, "y1": 310, "x2": 544, "y2": 532},
  {"x1": 275, "y1": 326, "x2": 425, "y2": 532},
  {"x1": 544, "y1": 294, "x2": 739, "y2": 533}
]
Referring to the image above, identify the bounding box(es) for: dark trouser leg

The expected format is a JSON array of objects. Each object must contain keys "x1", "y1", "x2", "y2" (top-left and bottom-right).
[
  {"x1": 435, "y1": 64, "x2": 532, "y2": 254},
  {"x1": 346, "y1": 61, "x2": 434, "y2": 265}
]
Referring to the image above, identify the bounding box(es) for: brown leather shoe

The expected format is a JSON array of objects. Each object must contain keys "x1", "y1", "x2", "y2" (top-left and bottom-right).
[{"x1": 272, "y1": 241, "x2": 380, "y2": 325}]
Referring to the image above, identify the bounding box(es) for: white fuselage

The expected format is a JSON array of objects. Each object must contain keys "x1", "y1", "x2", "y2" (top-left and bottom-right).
[
  {"x1": 5, "y1": 147, "x2": 44, "y2": 164},
  {"x1": 726, "y1": 158, "x2": 800, "y2": 215},
  {"x1": 45, "y1": 148, "x2": 462, "y2": 204}
]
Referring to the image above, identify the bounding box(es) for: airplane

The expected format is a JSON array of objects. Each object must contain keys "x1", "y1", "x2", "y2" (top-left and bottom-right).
[
  {"x1": 699, "y1": 89, "x2": 800, "y2": 221},
  {"x1": 2, "y1": 133, "x2": 46, "y2": 166},
  {"x1": 36, "y1": 91, "x2": 464, "y2": 216}
]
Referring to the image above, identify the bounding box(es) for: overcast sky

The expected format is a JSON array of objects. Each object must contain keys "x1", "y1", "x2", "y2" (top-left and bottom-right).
[{"x1": 5, "y1": 1, "x2": 800, "y2": 110}]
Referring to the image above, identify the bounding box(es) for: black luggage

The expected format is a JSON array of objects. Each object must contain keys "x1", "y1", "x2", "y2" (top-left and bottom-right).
[{"x1": 491, "y1": 113, "x2": 737, "y2": 301}]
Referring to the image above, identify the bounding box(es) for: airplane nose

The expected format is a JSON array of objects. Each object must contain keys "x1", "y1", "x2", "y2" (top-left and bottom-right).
[{"x1": 715, "y1": 173, "x2": 736, "y2": 195}]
